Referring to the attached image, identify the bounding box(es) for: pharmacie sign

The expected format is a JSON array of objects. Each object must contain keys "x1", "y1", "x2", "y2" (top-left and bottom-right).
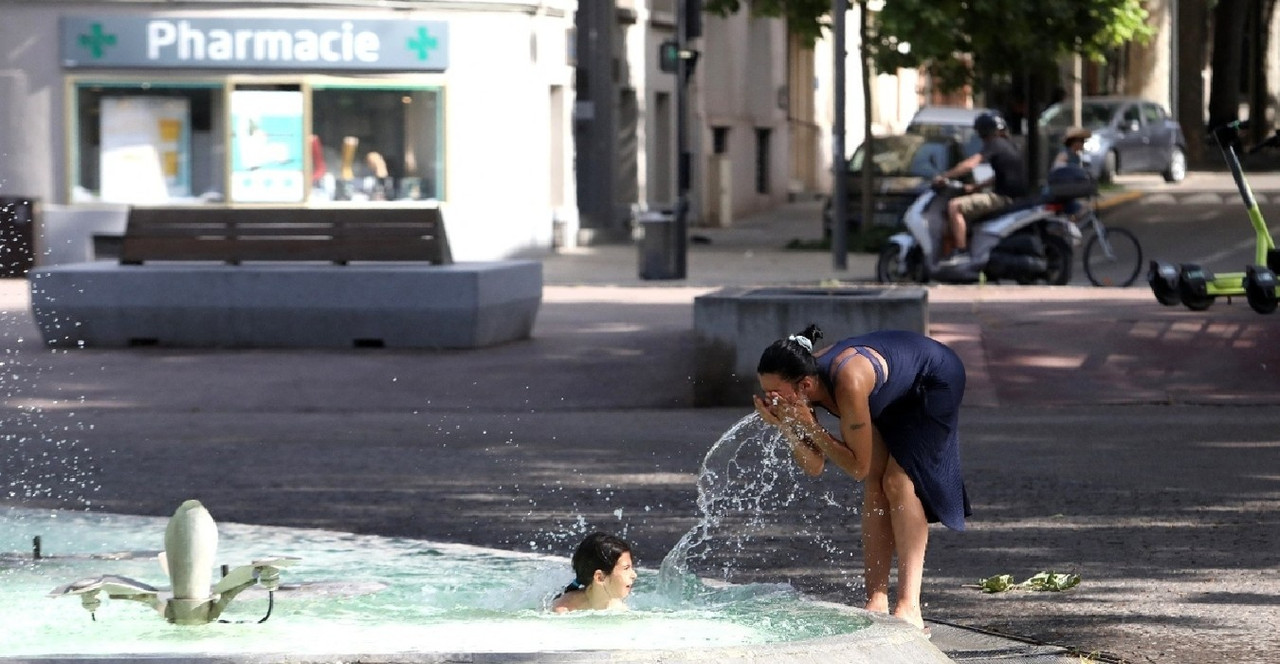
[{"x1": 61, "y1": 16, "x2": 449, "y2": 71}]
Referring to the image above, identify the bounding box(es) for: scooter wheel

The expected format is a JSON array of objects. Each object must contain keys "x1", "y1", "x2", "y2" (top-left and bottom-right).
[
  {"x1": 876, "y1": 244, "x2": 925, "y2": 284},
  {"x1": 1148, "y1": 261, "x2": 1181, "y2": 306},
  {"x1": 1244, "y1": 265, "x2": 1279, "y2": 314},
  {"x1": 1178, "y1": 264, "x2": 1214, "y2": 311},
  {"x1": 1042, "y1": 234, "x2": 1073, "y2": 286}
]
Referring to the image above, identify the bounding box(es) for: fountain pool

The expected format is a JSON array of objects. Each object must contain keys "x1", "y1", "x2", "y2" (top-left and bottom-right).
[{"x1": 0, "y1": 506, "x2": 949, "y2": 663}]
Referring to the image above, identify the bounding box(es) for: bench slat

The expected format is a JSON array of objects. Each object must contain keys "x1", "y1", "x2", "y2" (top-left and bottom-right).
[{"x1": 120, "y1": 207, "x2": 452, "y2": 265}]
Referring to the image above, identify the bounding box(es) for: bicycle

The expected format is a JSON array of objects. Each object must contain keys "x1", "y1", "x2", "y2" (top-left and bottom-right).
[{"x1": 1076, "y1": 206, "x2": 1143, "y2": 287}]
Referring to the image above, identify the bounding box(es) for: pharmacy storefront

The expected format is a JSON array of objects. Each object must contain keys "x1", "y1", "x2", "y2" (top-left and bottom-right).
[{"x1": 0, "y1": 2, "x2": 576, "y2": 263}]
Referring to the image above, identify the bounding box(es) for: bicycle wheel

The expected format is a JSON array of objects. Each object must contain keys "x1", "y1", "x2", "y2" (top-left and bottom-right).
[{"x1": 1083, "y1": 226, "x2": 1143, "y2": 287}]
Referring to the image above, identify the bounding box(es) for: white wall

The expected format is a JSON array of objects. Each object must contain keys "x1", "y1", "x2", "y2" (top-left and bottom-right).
[
  {"x1": 439, "y1": 9, "x2": 575, "y2": 259},
  {"x1": 0, "y1": 8, "x2": 63, "y2": 205}
]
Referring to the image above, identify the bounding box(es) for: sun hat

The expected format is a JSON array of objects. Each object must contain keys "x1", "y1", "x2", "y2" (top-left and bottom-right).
[{"x1": 1063, "y1": 127, "x2": 1092, "y2": 145}]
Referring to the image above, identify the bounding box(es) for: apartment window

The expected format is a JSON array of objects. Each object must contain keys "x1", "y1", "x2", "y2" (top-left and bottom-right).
[
  {"x1": 755, "y1": 127, "x2": 771, "y2": 194},
  {"x1": 713, "y1": 126, "x2": 729, "y2": 155}
]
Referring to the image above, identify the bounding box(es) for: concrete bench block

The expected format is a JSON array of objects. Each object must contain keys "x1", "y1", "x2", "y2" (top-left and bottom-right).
[
  {"x1": 693, "y1": 285, "x2": 929, "y2": 407},
  {"x1": 28, "y1": 261, "x2": 541, "y2": 349}
]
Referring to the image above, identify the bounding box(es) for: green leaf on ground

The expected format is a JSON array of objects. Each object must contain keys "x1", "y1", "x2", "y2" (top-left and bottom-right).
[{"x1": 973, "y1": 571, "x2": 1081, "y2": 593}]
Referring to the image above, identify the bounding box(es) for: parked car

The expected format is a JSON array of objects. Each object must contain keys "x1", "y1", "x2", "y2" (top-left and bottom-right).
[
  {"x1": 906, "y1": 105, "x2": 1004, "y2": 157},
  {"x1": 822, "y1": 133, "x2": 966, "y2": 237},
  {"x1": 1039, "y1": 97, "x2": 1187, "y2": 183}
]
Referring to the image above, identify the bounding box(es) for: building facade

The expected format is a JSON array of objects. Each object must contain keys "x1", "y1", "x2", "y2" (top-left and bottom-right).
[
  {"x1": 0, "y1": 0, "x2": 577, "y2": 263},
  {"x1": 571, "y1": 2, "x2": 881, "y2": 240}
]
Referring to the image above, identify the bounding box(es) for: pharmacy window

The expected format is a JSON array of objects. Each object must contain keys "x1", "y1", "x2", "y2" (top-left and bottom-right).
[
  {"x1": 71, "y1": 81, "x2": 444, "y2": 205},
  {"x1": 310, "y1": 86, "x2": 444, "y2": 202},
  {"x1": 72, "y1": 82, "x2": 225, "y2": 204}
]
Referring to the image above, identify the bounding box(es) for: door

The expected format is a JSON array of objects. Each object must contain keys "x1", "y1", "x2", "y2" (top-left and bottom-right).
[
  {"x1": 1141, "y1": 103, "x2": 1176, "y2": 171},
  {"x1": 1112, "y1": 103, "x2": 1150, "y2": 172}
]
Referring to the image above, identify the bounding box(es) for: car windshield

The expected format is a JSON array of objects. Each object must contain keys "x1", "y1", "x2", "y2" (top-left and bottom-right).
[
  {"x1": 849, "y1": 135, "x2": 952, "y2": 177},
  {"x1": 1040, "y1": 101, "x2": 1120, "y2": 131},
  {"x1": 909, "y1": 124, "x2": 981, "y2": 156}
]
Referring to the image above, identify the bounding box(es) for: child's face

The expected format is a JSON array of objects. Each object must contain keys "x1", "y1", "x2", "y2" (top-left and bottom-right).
[{"x1": 601, "y1": 551, "x2": 637, "y2": 599}]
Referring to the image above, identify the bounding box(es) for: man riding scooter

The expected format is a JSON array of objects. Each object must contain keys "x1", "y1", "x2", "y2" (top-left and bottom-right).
[{"x1": 933, "y1": 113, "x2": 1030, "y2": 264}]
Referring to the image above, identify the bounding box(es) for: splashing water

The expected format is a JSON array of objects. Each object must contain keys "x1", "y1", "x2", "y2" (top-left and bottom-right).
[
  {"x1": 658, "y1": 413, "x2": 864, "y2": 599},
  {"x1": 0, "y1": 280, "x2": 100, "y2": 510}
]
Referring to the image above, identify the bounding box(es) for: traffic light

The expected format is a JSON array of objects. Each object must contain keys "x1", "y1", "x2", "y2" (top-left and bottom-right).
[
  {"x1": 659, "y1": 40, "x2": 679, "y2": 73},
  {"x1": 659, "y1": 41, "x2": 700, "y2": 77}
]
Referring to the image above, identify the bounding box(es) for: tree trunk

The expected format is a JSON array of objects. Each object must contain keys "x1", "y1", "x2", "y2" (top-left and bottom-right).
[
  {"x1": 1247, "y1": 0, "x2": 1276, "y2": 145},
  {"x1": 1208, "y1": 0, "x2": 1248, "y2": 130},
  {"x1": 1177, "y1": 0, "x2": 1209, "y2": 165}
]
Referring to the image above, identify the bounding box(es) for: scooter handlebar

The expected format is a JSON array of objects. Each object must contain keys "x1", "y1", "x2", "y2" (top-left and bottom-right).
[{"x1": 931, "y1": 178, "x2": 966, "y2": 193}]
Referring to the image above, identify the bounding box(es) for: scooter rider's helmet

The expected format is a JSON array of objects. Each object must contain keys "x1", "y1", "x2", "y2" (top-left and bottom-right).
[{"x1": 974, "y1": 113, "x2": 1002, "y2": 139}]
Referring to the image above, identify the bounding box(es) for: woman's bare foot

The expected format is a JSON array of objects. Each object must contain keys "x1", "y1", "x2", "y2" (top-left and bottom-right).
[
  {"x1": 864, "y1": 595, "x2": 889, "y2": 614},
  {"x1": 893, "y1": 605, "x2": 924, "y2": 630}
]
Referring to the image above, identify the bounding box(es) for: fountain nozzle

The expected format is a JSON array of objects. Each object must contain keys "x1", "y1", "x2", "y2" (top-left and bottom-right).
[{"x1": 49, "y1": 500, "x2": 299, "y2": 625}]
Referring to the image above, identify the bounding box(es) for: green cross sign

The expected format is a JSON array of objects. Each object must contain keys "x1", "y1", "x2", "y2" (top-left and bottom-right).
[
  {"x1": 78, "y1": 22, "x2": 117, "y2": 59},
  {"x1": 407, "y1": 26, "x2": 439, "y2": 61}
]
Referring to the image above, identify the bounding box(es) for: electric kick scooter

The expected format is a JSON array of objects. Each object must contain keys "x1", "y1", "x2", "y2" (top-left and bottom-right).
[{"x1": 1148, "y1": 121, "x2": 1280, "y2": 313}]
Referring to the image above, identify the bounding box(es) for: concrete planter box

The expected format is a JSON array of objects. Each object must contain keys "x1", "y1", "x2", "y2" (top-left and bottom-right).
[
  {"x1": 693, "y1": 286, "x2": 928, "y2": 406},
  {"x1": 29, "y1": 261, "x2": 542, "y2": 349}
]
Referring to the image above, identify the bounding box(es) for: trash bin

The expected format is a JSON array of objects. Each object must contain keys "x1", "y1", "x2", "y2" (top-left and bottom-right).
[
  {"x1": 0, "y1": 197, "x2": 37, "y2": 278},
  {"x1": 638, "y1": 210, "x2": 680, "y2": 280}
]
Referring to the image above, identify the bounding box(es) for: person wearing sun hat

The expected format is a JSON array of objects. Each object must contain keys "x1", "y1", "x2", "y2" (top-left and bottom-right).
[{"x1": 1053, "y1": 127, "x2": 1093, "y2": 169}]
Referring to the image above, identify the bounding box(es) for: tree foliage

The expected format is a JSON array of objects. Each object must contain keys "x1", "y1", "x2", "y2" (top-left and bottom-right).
[
  {"x1": 704, "y1": 0, "x2": 1155, "y2": 92},
  {"x1": 872, "y1": 0, "x2": 1154, "y2": 91}
]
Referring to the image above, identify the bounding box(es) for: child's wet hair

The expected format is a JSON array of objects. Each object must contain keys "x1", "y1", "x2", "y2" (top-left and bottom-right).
[{"x1": 565, "y1": 532, "x2": 632, "y2": 593}]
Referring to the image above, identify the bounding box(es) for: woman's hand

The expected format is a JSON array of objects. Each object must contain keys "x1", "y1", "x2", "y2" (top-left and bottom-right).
[
  {"x1": 753, "y1": 393, "x2": 786, "y2": 427},
  {"x1": 757, "y1": 391, "x2": 825, "y2": 476},
  {"x1": 754, "y1": 391, "x2": 814, "y2": 429}
]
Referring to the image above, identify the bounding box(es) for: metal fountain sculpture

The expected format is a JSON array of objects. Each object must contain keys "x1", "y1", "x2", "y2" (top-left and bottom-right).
[{"x1": 49, "y1": 500, "x2": 298, "y2": 625}]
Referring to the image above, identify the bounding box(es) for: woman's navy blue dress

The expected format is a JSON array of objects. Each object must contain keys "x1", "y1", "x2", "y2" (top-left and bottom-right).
[{"x1": 815, "y1": 330, "x2": 971, "y2": 531}]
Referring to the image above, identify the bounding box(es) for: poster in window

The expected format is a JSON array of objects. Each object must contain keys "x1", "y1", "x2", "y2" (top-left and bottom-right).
[
  {"x1": 231, "y1": 90, "x2": 305, "y2": 203},
  {"x1": 100, "y1": 97, "x2": 191, "y2": 203}
]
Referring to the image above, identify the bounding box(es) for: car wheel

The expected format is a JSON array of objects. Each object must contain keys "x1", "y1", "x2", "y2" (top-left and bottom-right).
[
  {"x1": 1162, "y1": 147, "x2": 1186, "y2": 183},
  {"x1": 1099, "y1": 151, "x2": 1117, "y2": 184}
]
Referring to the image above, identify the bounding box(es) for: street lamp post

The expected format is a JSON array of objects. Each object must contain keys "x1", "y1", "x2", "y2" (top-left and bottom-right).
[{"x1": 831, "y1": 0, "x2": 848, "y2": 270}]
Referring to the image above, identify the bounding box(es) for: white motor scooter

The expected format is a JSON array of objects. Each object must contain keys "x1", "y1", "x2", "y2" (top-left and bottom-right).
[{"x1": 876, "y1": 166, "x2": 1091, "y2": 285}]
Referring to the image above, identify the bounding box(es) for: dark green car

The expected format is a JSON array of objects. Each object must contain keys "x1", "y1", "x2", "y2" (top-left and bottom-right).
[{"x1": 823, "y1": 133, "x2": 966, "y2": 237}]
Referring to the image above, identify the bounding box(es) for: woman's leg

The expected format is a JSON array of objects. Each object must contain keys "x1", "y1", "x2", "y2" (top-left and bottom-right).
[
  {"x1": 861, "y1": 428, "x2": 893, "y2": 613},
  {"x1": 882, "y1": 455, "x2": 930, "y2": 629}
]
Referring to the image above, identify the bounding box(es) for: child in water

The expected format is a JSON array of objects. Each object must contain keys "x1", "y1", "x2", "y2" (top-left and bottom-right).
[{"x1": 550, "y1": 532, "x2": 637, "y2": 613}]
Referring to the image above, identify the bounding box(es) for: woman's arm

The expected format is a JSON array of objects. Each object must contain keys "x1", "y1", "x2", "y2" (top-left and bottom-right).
[{"x1": 786, "y1": 362, "x2": 875, "y2": 481}]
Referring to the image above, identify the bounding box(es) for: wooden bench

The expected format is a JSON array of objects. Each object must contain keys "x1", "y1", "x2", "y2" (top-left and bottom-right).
[{"x1": 120, "y1": 206, "x2": 452, "y2": 266}]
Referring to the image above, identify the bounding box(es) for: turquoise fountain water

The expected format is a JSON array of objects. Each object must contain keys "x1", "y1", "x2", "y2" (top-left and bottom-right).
[{"x1": 1, "y1": 504, "x2": 871, "y2": 658}]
